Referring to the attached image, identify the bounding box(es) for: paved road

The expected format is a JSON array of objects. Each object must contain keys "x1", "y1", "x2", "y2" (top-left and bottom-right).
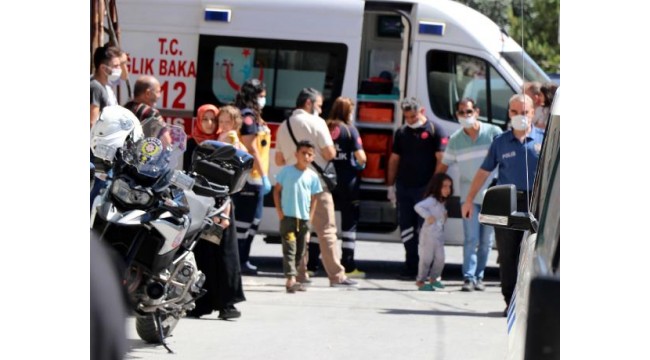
[{"x1": 124, "y1": 238, "x2": 509, "y2": 360}]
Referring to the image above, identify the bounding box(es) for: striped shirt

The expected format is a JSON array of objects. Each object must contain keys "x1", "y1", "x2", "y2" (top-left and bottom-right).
[{"x1": 441, "y1": 123, "x2": 502, "y2": 204}]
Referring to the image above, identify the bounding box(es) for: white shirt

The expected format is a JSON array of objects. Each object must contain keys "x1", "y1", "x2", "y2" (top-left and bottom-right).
[{"x1": 275, "y1": 109, "x2": 334, "y2": 169}]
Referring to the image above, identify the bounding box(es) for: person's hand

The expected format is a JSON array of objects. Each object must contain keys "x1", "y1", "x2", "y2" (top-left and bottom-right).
[
  {"x1": 461, "y1": 201, "x2": 473, "y2": 219},
  {"x1": 426, "y1": 216, "x2": 436, "y2": 225},
  {"x1": 353, "y1": 158, "x2": 366, "y2": 171},
  {"x1": 262, "y1": 175, "x2": 272, "y2": 195},
  {"x1": 387, "y1": 185, "x2": 396, "y2": 207}
]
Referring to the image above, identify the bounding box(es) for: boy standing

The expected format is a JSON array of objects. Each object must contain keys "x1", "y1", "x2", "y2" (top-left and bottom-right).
[{"x1": 273, "y1": 140, "x2": 323, "y2": 293}]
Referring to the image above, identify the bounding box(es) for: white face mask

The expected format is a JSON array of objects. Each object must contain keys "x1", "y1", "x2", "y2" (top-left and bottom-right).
[
  {"x1": 511, "y1": 115, "x2": 530, "y2": 131},
  {"x1": 406, "y1": 120, "x2": 421, "y2": 129},
  {"x1": 459, "y1": 115, "x2": 476, "y2": 129},
  {"x1": 257, "y1": 96, "x2": 266, "y2": 109},
  {"x1": 107, "y1": 67, "x2": 122, "y2": 86}
]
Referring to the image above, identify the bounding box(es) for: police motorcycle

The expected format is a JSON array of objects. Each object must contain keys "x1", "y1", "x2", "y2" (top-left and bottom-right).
[{"x1": 90, "y1": 106, "x2": 253, "y2": 351}]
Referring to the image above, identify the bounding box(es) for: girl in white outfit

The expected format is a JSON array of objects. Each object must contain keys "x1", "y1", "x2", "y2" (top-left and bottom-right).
[{"x1": 413, "y1": 173, "x2": 453, "y2": 291}]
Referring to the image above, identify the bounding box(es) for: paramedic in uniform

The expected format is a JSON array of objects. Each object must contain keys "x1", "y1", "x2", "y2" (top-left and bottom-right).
[
  {"x1": 387, "y1": 97, "x2": 446, "y2": 280},
  {"x1": 461, "y1": 93, "x2": 544, "y2": 316},
  {"x1": 234, "y1": 79, "x2": 272, "y2": 275}
]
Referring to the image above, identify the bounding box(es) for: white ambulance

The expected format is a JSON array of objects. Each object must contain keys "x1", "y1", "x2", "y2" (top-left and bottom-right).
[{"x1": 114, "y1": 0, "x2": 551, "y2": 245}]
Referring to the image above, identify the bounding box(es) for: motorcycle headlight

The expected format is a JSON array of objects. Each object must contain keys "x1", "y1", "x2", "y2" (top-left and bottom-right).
[{"x1": 111, "y1": 178, "x2": 153, "y2": 206}]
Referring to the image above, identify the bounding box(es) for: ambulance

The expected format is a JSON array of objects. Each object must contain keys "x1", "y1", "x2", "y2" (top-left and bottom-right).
[{"x1": 113, "y1": 0, "x2": 551, "y2": 245}]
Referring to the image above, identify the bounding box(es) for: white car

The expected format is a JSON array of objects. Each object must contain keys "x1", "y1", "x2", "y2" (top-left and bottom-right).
[{"x1": 479, "y1": 88, "x2": 560, "y2": 360}]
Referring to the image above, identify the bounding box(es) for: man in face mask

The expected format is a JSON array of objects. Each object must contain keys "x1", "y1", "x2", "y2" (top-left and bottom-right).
[
  {"x1": 461, "y1": 93, "x2": 544, "y2": 316},
  {"x1": 435, "y1": 98, "x2": 502, "y2": 292},
  {"x1": 91, "y1": 45, "x2": 123, "y2": 128},
  {"x1": 386, "y1": 97, "x2": 447, "y2": 280}
]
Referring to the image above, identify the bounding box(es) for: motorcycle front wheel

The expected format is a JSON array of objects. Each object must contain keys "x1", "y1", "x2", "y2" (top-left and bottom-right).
[{"x1": 135, "y1": 313, "x2": 180, "y2": 344}]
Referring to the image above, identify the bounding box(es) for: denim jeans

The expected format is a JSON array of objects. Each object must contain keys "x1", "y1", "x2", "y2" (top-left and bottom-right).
[{"x1": 462, "y1": 203, "x2": 494, "y2": 282}]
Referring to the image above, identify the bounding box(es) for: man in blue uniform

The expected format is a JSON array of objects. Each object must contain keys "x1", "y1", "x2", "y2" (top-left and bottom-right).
[
  {"x1": 387, "y1": 97, "x2": 446, "y2": 280},
  {"x1": 462, "y1": 93, "x2": 544, "y2": 316}
]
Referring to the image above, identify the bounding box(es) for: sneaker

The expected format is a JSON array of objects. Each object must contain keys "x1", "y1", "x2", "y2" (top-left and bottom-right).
[
  {"x1": 431, "y1": 280, "x2": 445, "y2": 289},
  {"x1": 418, "y1": 283, "x2": 435, "y2": 291},
  {"x1": 330, "y1": 278, "x2": 359, "y2": 288},
  {"x1": 474, "y1": 279, "x2": 486, "y2": 291},
  {"x1": 218, "y1": 306, "x2": 241, "y2": 320},
  {"x1": 461, "y1": 279, "x2": 474, "y2": 292},
  {"x1": 241, "y1": 261, "x2": 258, "y2": 275},
  {"x1": 345, "y1": 269, "x2": 366, "y2": 279}
]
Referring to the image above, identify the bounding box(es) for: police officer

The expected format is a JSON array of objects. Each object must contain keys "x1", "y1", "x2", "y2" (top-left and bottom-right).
[{"x1": 462, "y1": 93, "x2": 544, "y2": 316}]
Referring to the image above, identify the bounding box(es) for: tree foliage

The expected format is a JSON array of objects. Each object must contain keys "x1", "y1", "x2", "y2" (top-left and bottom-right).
[{"x1": 455, "y1": 0, "x2": 560, "y2": 74}]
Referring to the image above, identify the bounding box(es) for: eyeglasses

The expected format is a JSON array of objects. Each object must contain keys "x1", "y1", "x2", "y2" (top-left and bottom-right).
[{"x1": 456, "y1": 109, "x2": 474, "y2": 115}]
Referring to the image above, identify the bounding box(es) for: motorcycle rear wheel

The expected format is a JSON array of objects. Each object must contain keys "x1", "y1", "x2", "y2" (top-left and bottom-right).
[{"x1": 135, "y1": 313, "x2": 180, "y2": 344}]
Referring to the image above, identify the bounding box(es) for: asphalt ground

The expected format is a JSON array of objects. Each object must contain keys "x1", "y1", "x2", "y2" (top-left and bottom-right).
[{"x1": 124, "y1": 237, "x2": 508, "y2": 360}]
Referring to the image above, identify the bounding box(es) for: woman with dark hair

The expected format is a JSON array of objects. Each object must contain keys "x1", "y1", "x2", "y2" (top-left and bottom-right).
[
  {"x1": 533, "y1": 82, "x2": 559, "y2": 131},
  {"x1": 414, "y1": 172, "x2": 453, "y2": 291},
  {"x1": 308, "y1": 96, "x2": 367, "y2": 278},
  {"x1": 233, "y1": 78, "x2": 272, "y2": 274},
  {"x1": 184, "y1": 104, "x2": 246, "y2": 320}
]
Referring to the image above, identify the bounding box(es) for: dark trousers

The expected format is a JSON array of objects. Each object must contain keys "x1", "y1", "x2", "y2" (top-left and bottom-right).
[
  {"x1": 396, "y1": 183, "x2": 427, "y2": 276},
  {"x1": 190, "y1": 206, "x2": 245, "y2": 316},
  {"x1": 335, "y1": 177, "x2": 360, "y2": 272},
  {"x1": 494, "y1": 193, "x2": 530, "y2": 307},
  {"x1": 233, "y1": 182, "x2": 264, "y2": 265}
]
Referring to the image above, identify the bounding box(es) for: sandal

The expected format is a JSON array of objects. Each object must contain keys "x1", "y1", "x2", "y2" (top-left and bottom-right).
[{"x1": 286, "y1": 283, "x2": 307, "y2": 293}]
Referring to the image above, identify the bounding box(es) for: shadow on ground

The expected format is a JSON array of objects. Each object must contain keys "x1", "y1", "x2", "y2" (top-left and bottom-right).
[
  {"x1": 380, "y1": 308, "x2": 504, "y2": 318},
  {"x1": 248, "y1": 256, "x2": 500, "y2": 281}
]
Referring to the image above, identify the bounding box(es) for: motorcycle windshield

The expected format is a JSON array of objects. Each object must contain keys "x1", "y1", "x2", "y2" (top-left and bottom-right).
[{"x1": 125, "y1": 125, "x2": 187, "y2": 179}]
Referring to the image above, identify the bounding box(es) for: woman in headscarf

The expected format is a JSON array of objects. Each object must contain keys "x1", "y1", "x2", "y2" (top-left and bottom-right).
[
  {"x1": 184, "y1": 104, "x2": 246, "y2": 320},
  {"x1": 183, "y1": 104, "x2": 220, "y2": 169}
]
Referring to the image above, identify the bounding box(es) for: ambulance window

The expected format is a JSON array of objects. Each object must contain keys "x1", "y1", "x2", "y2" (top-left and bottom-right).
[
  {"x1": 195, "y1": 35, "x2": 347, "y2": 124},
  {"x1": 275, "y1": 50, "x2": 332, "y2": 108},
  {"x1": 426, "y1": 50, "x2": 515, "y2": 128},
  {"x1": 501, "y1": 51, "x2": 549, "y2": 83}
]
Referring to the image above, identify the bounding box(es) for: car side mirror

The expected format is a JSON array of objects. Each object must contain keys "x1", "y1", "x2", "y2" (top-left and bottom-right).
[{"x1": 478, "y1": 184, "x2": 535, "y2": 231}]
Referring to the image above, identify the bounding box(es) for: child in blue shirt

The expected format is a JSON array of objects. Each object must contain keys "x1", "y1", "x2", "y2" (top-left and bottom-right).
[{"x1": 273, "y1": 140, "x2": 323, "y2": 293}]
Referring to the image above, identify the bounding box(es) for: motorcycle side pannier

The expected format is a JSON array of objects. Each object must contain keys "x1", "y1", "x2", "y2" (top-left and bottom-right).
[{"x1": 191, "y1": 141, "x2": 254, "y2": 194}]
